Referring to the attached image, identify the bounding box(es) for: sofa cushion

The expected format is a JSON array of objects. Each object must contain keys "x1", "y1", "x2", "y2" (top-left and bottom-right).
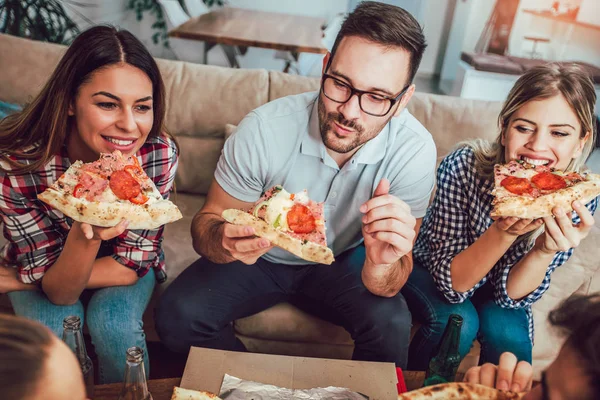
[{"x1": 175, "y1": 136, "x2": 225, "y2": 194}]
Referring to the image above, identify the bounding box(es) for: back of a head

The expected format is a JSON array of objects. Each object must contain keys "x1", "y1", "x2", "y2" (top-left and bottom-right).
[
  {"x1": 549, "y1": 293, "x2": 600, "y2": 397},
  {"x1": 329, "y1": 1, "x2": 427, "y2": 85},
  {"x1": 0, "y1": 314, "x2": 53, "y2": 399}
]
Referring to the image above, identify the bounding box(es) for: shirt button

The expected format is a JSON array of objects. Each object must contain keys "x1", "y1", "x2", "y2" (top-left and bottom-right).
[{"x1": 331, "y1": 191, "x2": 337, "y2": 199}]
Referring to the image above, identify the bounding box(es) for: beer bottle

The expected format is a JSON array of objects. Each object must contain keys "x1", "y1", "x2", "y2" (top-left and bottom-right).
[
  {"x1": 423, "y1": 314, "x2": 463, "y2": 386},
  {"x1": 118, "y1": 346, "x2": 153, "y2": 400},
  {"x1": 62, "y1": 316, "x2": 95, "y2": 398}
]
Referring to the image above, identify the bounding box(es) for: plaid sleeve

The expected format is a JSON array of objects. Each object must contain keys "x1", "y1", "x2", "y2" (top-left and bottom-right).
[
  {"x1": 111, "y1": 135, "x2": 179, "y2": 277},
  {"x1": 494, "y1": 196, "x2": 599, "y2": 308},
  {"x1": 426, "y1": 149, "x2": 487, "y2": 303},
  {"x1": 0, "y1": 172, "x2": 66, "y2": 284}
]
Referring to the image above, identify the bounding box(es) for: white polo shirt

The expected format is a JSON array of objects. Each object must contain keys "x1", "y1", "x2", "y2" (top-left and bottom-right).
[{"x1": 215, "y1": 91, "x2": 436, "y2": 265}]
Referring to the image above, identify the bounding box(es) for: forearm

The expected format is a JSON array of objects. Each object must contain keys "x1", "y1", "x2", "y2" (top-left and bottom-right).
[
  {"x1": 362, "y1": 254, "x2": 412, "y2": 297},
  {"x1": 506, "y1": 249, "x2": 555, "y2": 300},
  {"x1": 192, "y1": 212, "x2": 235, "y2": 263},
  {"x1": 42, "y1": 226, "x2": 101, "y2": 305},
  {"x1": 451, "y1": 224, "x2": 515, "y2": 292},
  {"x1": 86, "y1": 257, "x2": 139, "y2": 289}
]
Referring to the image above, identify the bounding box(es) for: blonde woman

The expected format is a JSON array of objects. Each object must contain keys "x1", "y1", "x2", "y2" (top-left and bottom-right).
[{"x1": 403, "y1": 63, "x2": 598, "y2": 370}]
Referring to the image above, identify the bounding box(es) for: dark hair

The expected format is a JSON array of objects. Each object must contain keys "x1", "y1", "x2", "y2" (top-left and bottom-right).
[
  {"x1": 0, "y1": 314, "x2": 54, "y2": 399},
  {"x1": 549, "y1": 293, "x2": 600, "y2": 397},
  {"x1": 329, "y1": 1, "x2": 427, "y2": 85},
  {"x1": 0, "y1": 25, "x2": 168, "y2": 174}
]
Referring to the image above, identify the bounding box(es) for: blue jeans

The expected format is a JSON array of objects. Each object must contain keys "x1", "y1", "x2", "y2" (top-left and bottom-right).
[
  {"x1": 156, "y1": 245, "x2": 413, "y2": 368},
  {"x1": 402, "y1": 262, "x2": 532, "y2": 370},
  {"x1": 8, "y1": 269, "x2": 155, "y2": 384}
]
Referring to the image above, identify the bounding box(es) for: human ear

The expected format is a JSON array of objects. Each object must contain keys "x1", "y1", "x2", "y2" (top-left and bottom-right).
[{"x1": 572, "y1": 131, "x2": 590, "y2": 158}]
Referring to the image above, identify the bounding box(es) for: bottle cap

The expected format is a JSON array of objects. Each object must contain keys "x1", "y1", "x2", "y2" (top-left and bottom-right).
[{"x1": 63, "y1": 315, "x2": 82, "y2": 330}]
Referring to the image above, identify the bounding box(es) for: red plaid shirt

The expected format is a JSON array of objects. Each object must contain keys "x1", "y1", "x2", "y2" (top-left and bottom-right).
[{"x1": 0, "y1": 135, "x2": 178, "y2": 284}]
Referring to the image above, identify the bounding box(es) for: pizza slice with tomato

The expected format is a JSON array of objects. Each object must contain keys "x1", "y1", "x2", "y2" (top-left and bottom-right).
[
  {"x1": 222, "y1": 185, "x2": 335, "y2": 265},
  {"x1": 38, "y1": 150, "x2": 182, "y2": 229},
  {"x1": 491, "y1": 160, "x2": 600, "y2": 219}
]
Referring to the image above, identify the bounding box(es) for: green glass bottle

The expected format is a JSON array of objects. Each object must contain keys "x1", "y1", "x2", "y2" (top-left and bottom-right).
[{"x1": 423, "y1": 314, "x2": 463, "y2": 386}]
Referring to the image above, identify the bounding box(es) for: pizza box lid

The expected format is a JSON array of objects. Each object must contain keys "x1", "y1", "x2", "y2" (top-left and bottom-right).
[{"x1": 180, "y1": 347, "x2": 398, "y2": 399}]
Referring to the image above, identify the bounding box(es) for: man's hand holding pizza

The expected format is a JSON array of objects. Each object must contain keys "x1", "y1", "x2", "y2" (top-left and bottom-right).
[
  {"x1": 221, "y1": 224, "x2": 274, "y2": 265},
  {"x1": 360, "y1": 178, "x2": 416, "y2": 266}
]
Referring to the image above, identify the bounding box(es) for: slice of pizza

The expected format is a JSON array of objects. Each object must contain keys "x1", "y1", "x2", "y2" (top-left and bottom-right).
[
  {"x1": 222, "y1": 185, "x2": 335, "y2": 265},
  {"x1": 491, "y1": 160, "x2": 600, "y2": 219},
  {"x1": 38, "y1": 150, "x2": 182, "y2": 230},
  {"x1": 397, "y1": 382, "x2": 524, "y2": 399},
  {"x1": 171, "y1": 386, "x2": 222, "y2": 400}
]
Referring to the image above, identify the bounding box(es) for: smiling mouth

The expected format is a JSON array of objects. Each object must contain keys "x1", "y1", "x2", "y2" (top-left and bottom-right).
[
  {"x1": 102, "y1": 136, "x2": 136, "y2": 146},
  {"x1": 520, "y1": 156, "x2": 551, "y2": 166}
]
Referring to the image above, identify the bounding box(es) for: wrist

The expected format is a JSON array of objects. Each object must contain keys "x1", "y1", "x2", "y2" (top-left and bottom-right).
[{"x1": 491, "y1": 221, "x2": 519, "y2": 243}]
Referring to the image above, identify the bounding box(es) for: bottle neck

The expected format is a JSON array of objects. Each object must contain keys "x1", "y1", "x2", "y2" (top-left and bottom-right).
[
  {"x1": 436, "y1": 317, "x2": 462, "y2": 357},
  {"x1": 62, "y1": 327, "x2": 91, "y2": 366},
  {"x1": 120, "y1": 361, "x2": 150, "y2": 399}
]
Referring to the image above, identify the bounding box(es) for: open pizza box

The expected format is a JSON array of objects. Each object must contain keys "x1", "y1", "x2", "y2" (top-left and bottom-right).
[{"x1": 180, "y1": 347, "x2": 399, "y2": 399}]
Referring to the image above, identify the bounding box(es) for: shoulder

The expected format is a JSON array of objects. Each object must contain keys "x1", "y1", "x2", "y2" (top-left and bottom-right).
[
  {"x1": 387, "y1": 110, "x2": 436, "y2": 164},
  {"x1": 247, "y1": 92, "x2": 317, "y2": 137},
  {"x1": 436, "y1": 146, "x2": 478, "y2": 188},
  {"x1": 138, "y1": 134, "x2": 178, "y2": 163}
]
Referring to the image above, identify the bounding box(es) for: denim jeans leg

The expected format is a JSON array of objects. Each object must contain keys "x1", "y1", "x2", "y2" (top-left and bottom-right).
[
  {"x1": 85, "y1": 269, "x2": 156, "y2": 384},
  {"x1": 402, "y1": 262, "x2": 479, "y2": 370},
  {"x1": 475, "y1": 298, "x2": 532, "y2": 365},
  {"x1": 8, "y1": 290, "x2": 85, "y2": 338},
  {"x1": 295, "y1": 245, "x2": 412, "y2": 368}
]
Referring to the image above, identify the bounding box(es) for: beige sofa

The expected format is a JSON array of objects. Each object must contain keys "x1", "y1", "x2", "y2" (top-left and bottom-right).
[{"x1": 1, "y1": 33, "x2": 598, "y2": 377}]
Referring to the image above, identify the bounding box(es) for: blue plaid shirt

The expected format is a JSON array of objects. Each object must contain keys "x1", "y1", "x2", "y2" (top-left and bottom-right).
[{"x1": 413, "y1": 147, "x2": 599, "y2": 341}]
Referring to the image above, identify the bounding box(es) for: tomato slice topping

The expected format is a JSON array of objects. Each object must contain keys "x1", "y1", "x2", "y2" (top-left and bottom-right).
[
  {"x1": 500, "y1": 176, "x2": 535, "y2": 195},
  {"x1": 129, "y1": 192, "x2": 149, "y2": 204},
  {"x1": 286, "y1": 204, "x2": 316, "y2": 234},
  {"x1": 73, "y1": 184, "x2": 86, "y2": 198},
  {"x1": 109, "y1": 170, "x2": 141, "y2": 200},
  {"x1": 531, "y1": 172, "x2": 567, "y2": 191}
]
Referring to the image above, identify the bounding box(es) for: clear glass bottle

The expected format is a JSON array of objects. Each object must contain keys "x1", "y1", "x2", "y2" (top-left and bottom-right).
[
  {"x1": 423, "y1": 314, "x2": 463, "y2": 386},
  {"x1": 118, "y1": 346, "x2": 153, "y2": 400},
  {"x1": 62, "y1": 315, "x2": 95, "y2": 398}
]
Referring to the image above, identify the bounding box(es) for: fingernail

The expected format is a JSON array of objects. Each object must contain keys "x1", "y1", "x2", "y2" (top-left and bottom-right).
[
  {"x1": 362, "y1": 217, "x2": 367, "y2": 224},
  {"x1": 360, "y1": 204, "x2": 367, "y2": 213},
  {"x1": 510, "y1": 383, "x2": 521, "y2": 393},
  {"x1": 555, "y1": 208, "x2": 563, "y2": 214},
  {"x1": 261, "y1": 240, "x2": 269, "y2": 248},
  {"x1": 245, "y1": 227, "x2": 253, "y2": 235},
  {"x1": 573, "y1": 200, "x2": 581, "y2": 207},
  {"x1": 497, "y1": 380, "x2": 509, "y2": 391}
]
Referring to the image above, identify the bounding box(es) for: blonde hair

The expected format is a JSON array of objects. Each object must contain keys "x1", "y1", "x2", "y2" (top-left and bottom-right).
[{"x1": 463, "y1": 63, "x2": 597, "y2": 182}]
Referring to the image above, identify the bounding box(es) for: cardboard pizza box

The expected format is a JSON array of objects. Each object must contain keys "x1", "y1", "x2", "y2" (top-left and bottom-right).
[{"x1": 180, "y1": 347, "x2": 398, "y2": 400}]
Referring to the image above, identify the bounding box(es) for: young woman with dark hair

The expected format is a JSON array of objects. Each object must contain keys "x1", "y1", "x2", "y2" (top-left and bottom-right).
[{"x1": 0, "y1": 25, "x2": 179, "y2": 383}]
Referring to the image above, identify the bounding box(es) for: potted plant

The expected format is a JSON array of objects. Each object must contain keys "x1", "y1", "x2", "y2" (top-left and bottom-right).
[{"x1": 0, "y1": 0, "x2": 91, "y2": 44}]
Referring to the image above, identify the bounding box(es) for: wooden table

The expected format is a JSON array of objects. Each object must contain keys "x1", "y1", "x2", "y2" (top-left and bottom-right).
[
  {"x1": 93, "y1": 372, "x2": 440, "y2": 399},
  {"x1": 168, "y1": 7, "x2": 328, "y2": 66}
]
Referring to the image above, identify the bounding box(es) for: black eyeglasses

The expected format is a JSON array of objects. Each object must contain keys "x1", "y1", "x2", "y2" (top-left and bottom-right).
[{"x1": 320, "y1": 58, "x2": 410, "y2": 117}]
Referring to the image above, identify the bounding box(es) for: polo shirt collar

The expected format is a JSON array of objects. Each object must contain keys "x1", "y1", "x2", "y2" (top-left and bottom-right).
[{"x1": 302, "y1": 96, "x2": 389, "y2": 166}]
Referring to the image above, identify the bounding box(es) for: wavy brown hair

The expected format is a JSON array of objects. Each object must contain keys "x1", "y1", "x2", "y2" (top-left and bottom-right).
[{"x1": 0, "y1": 25, "x2": 169, "y2": 174}]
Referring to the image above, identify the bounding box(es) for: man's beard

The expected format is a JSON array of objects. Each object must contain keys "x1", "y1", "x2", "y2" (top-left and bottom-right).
[{"x1": 317, "y1": 96, "x2": 389, "y2": 154}]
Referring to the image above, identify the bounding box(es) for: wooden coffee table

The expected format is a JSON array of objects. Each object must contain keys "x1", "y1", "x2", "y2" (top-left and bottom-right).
[{"x1": 93, "y1": 371, "x2": 455, "y2": 399}]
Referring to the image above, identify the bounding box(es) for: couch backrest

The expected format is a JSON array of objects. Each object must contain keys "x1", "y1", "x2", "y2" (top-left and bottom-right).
[{"x1": 0, "y1": 33, "x2": 504, "y2": 195}]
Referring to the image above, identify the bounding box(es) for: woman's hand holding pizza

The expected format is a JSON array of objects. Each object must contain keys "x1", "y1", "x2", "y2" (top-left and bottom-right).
[
  {"x1": 222, "y1": 223, "x2": 274, "y2": 265},
  {"x1": 360, "y1": 179, "x2": 416, "y2": 266},
  {"x1": 463, "y1": 352, "x2": 533, "y2": 393},
  {"x1": 534, "y1": 200, "x2": 595, "y2": 254},
  {"x1": 76, "y1": 220, "x2": 129, "y2": 241},
  {"x1": 492, "y1": 216, "x2": 543, "y2": 237}
]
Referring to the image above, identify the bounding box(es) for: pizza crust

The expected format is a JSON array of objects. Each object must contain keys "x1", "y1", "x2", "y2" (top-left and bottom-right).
[
  {"x1": 38, "y1": 187, "x2": 182, "y2": 230},
  {"x1": 397, "y1": 382, "x2": 524, "y2": 400},
  {"x1": 492, "y1": 178, "x2": 600, "y2": 219},
  {"x1": 222, "y1": 209, "x2": 335, "y2": 265},
  {"x1": 171, "y1": 386, "x2": 222, "y2": 400}
]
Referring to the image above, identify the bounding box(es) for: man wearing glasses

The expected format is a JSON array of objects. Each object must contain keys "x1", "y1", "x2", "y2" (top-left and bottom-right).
[
  {"x1": 462, "y1": 294, "x2": 600, "y2": 400},
  {"x1": 157, "y1": 1, "x2": 436, "y2": 368}
]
